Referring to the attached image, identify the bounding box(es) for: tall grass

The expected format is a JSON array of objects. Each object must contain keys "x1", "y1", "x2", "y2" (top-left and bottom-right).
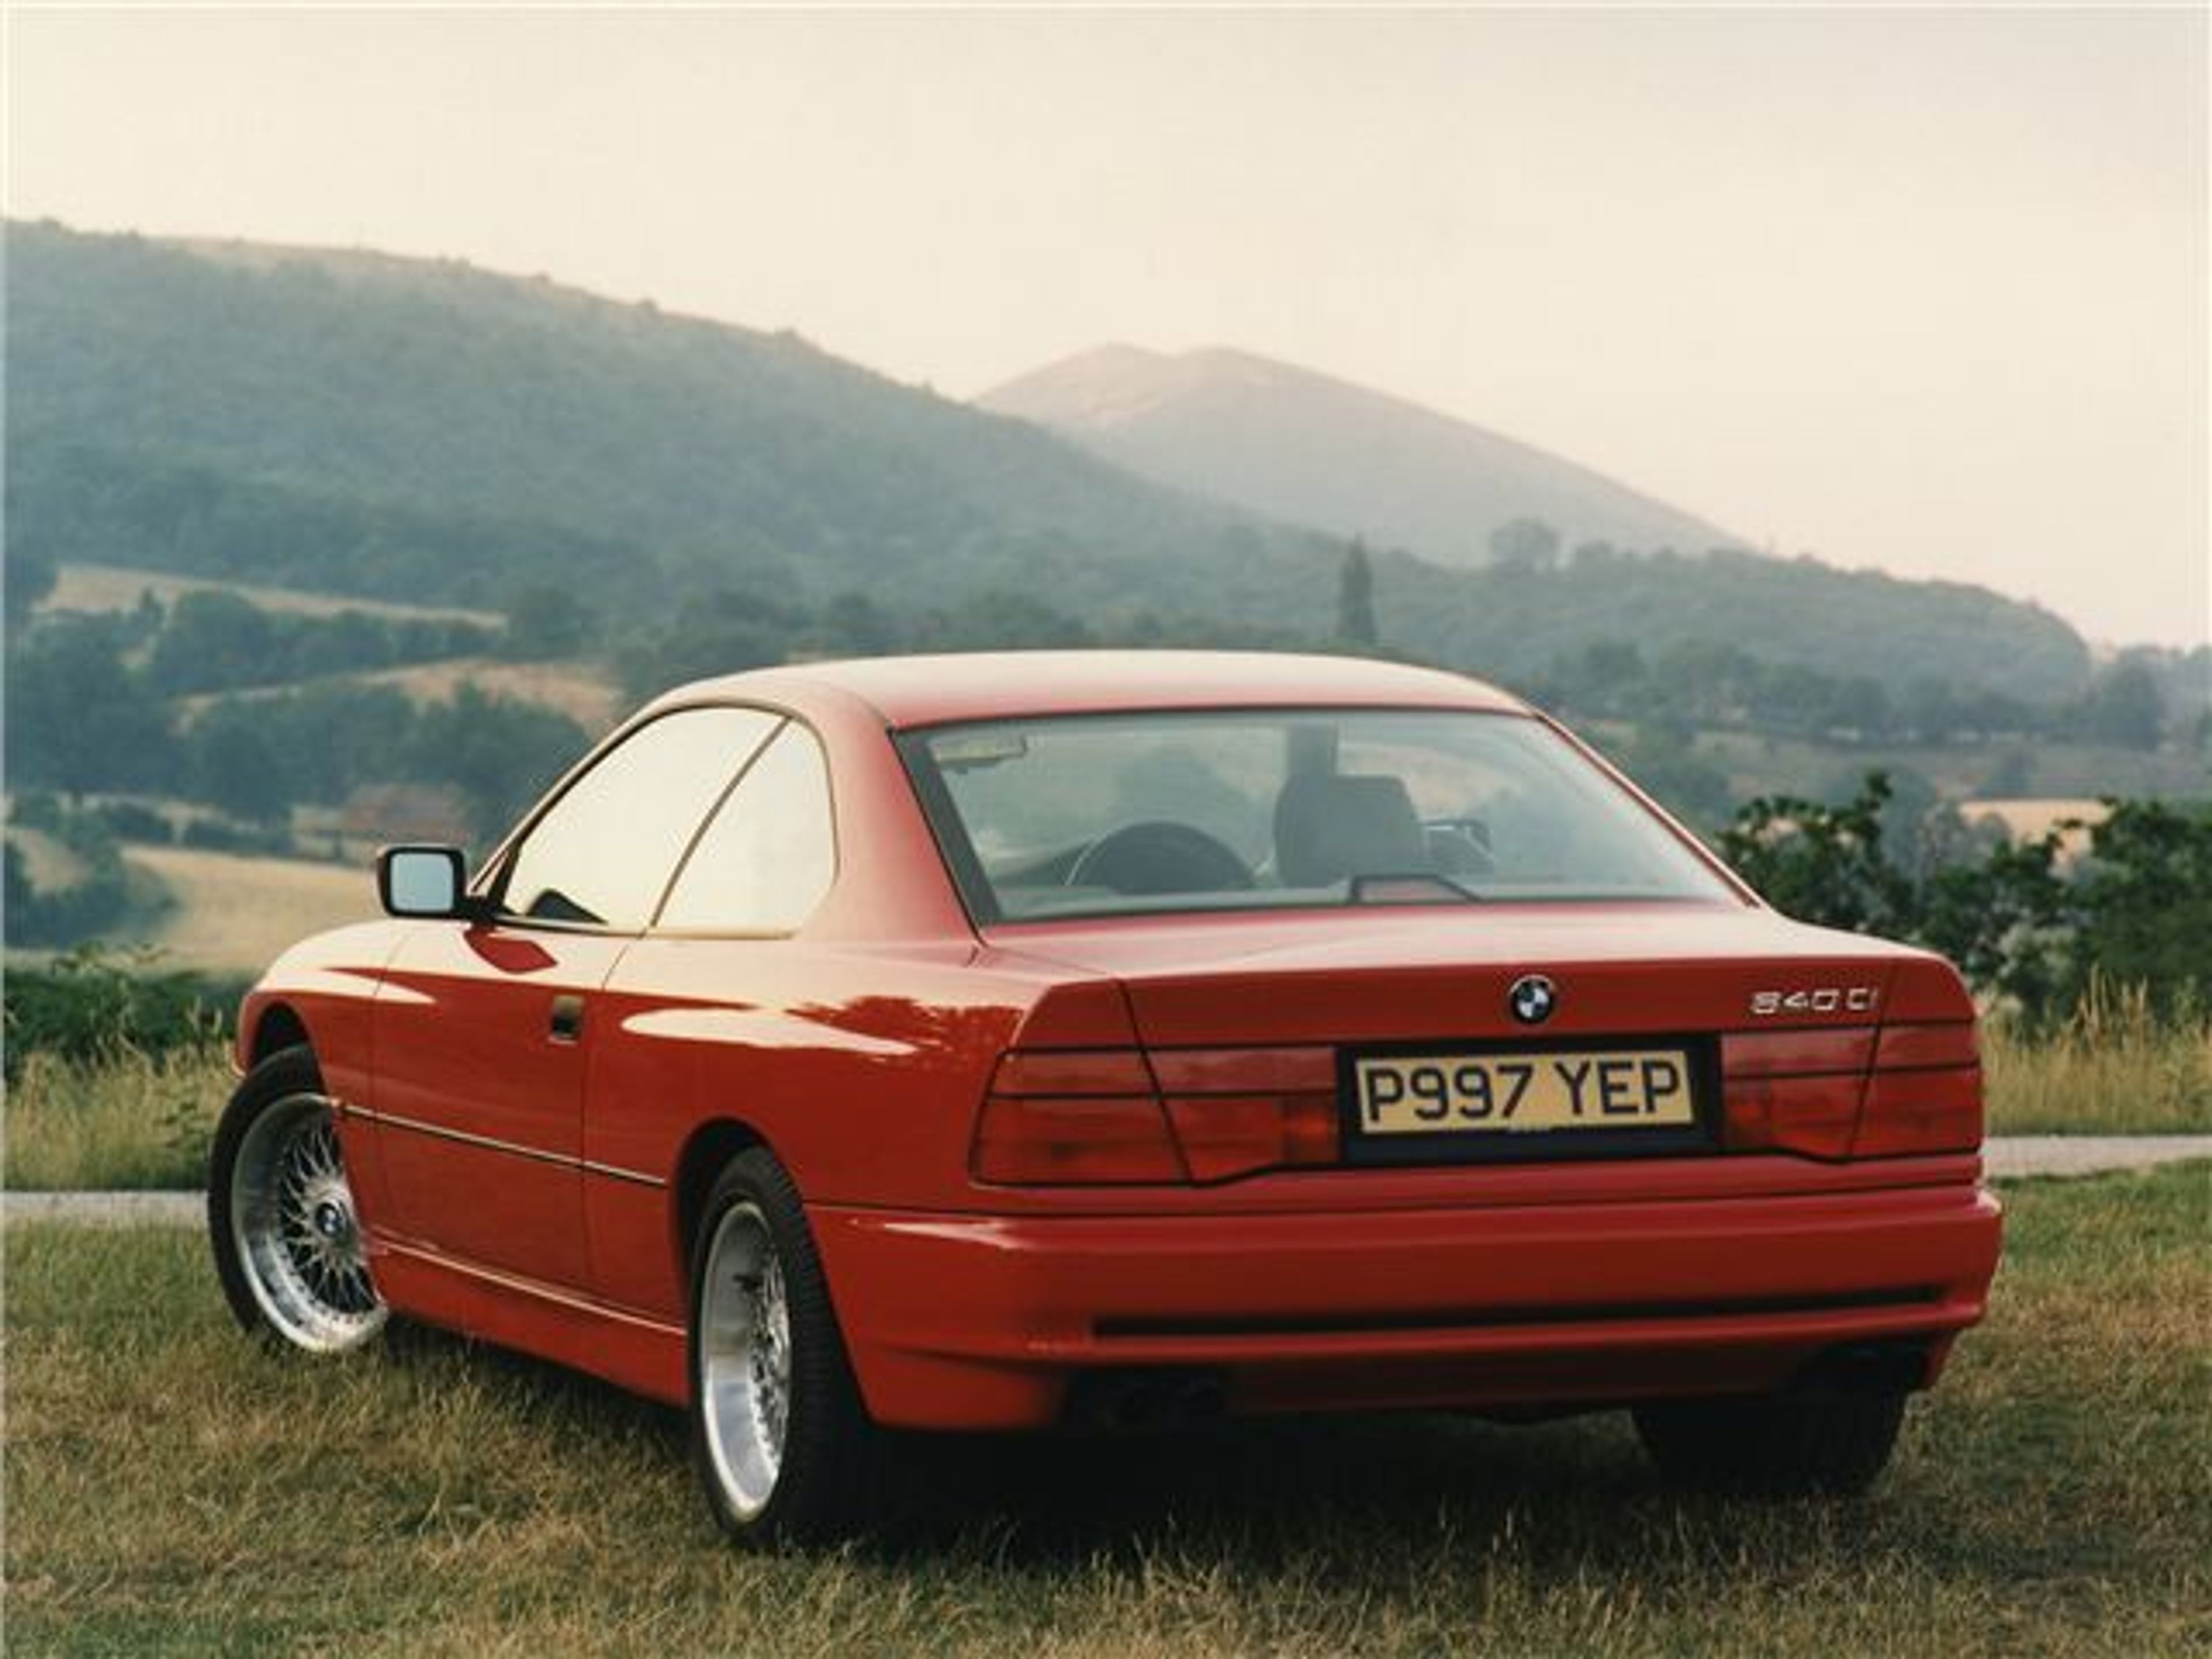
[
  {"x1": 1983, "y1": 979, "x2": 2212, "y2": 1135},
  {"x1": 2, "y1": 1046, "x2": 232, "y2": 1190}
]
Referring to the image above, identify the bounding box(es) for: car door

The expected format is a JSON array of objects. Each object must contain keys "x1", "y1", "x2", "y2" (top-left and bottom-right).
[
  {"x1": 582, "y1": 718, "x2": 842, "y2": 1315},
  {"x1": 370, "y1": 704, "x2": 782, "y2": 1290}
]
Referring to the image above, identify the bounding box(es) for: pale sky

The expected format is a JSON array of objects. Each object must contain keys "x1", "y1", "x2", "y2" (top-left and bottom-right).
[{"x1": 6, "y1": 6, "x2": 2206, "y2": 649}]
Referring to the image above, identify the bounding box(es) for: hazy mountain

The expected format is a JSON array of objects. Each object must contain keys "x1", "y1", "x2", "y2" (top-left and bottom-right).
[
  {"x1": 5, "y1": 222, "x2": 2093, "y2": 700},
  {"x1": 981, "y1": 344, "x2": 1738, "y2": 564},
  {"x1": 5, "y1": 222, "x2": 1323, "y2": 620}
]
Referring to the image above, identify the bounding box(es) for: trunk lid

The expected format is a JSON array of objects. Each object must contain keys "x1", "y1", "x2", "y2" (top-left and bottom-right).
[{"x1": 993, "y1": 902, "x2": 1930, "y2": 1047}]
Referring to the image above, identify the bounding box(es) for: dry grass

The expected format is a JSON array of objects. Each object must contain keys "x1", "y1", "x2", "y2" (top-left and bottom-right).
[
  {"x1": 43, "y1": 561, "x2": 501, "y2": 626},
  {"x1": 4, "y1": 1165, "x2": 2206, "y2": 1655},
  {"x1": 5, "y1": 825, "x2": 92, "y2": 892},
  {"x1": 1984, "y1": 983, "x2": 2212, "y2": 1135},
  {"x1": 174, "y1": 656, "x2": 625, "y2": 733},
  {"x1": 353, "y1": 657, "x2": 624, "y2": 731},
  {"x1": 123, "y1": 846, "x2": 376, "y2": 977},
  {"x1": 2, "y1": 1047, "x2": 232, "y2": 1191}
]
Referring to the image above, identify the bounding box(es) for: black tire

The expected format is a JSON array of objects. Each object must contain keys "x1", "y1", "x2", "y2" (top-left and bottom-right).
[
  {"x1": 688, "y1": 1147, "x2": 882, "y2": 1547},
  {"x1": 209, "y1": 1044, "x2": 387, "y2": 1353},
  {"x1": 1633, "y1": 1388, "x2": 1907, "y2": 1497}
]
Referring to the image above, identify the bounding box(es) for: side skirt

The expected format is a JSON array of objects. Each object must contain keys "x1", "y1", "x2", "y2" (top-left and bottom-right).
[{"x1": 370, "y1": 1237, "x2": 689, "y2": 1407}]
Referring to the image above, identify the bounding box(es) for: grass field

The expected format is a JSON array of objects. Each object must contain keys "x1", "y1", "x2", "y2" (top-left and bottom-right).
[
  {"x1": 125, "y1": 846, "x2": 375, "y2": 975},
  {"x1": 4, "y1": 999, "x2": 2207, "y2": 1193},
  {"x1": 44, "y1": 561, "x2": 502, "y2": 627},
  {"x1": 350, "y1": 656, "x2": 624, "y2": 730},
  {"x1": 172, "y1": 655, "x2": 625, "y2": 732},
  {"x1": 6, "y1": 825, "x2": 93, "y2": 892},
  {"x1": 5, "y1": 1165, "x2": 2206, "y2": 1655}
]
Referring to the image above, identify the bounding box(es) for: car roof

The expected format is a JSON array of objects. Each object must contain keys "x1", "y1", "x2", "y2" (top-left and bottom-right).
[{"x1": 661, "y1": 650, "x2": 1531, "y2": 728}]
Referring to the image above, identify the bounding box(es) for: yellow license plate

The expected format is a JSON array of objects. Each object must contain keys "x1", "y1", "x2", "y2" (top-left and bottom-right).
[{"x1": 1352, "y1": 1048, "x2": 1696, "y2": 1135}]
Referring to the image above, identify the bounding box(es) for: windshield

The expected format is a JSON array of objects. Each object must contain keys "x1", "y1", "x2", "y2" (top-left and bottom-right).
[{"x1": 901, "y1": 708, "x2": 1736, "y2": 923}]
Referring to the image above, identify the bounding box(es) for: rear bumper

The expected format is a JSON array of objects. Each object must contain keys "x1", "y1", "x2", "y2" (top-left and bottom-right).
[{"x1": 810, "y1": 1172, "x2": 2003, "y2": 1430}]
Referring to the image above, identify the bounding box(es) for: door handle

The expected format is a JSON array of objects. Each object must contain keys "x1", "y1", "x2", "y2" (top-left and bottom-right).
[{"x1": 548, "y1": 994, "x2": 586, "y2": 1044}]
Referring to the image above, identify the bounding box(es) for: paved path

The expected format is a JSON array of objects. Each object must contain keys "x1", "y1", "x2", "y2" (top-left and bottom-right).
[
  {"x1": 1980, "y1": 1135, "x2": 2212, "y2": 1180},
  {"x1": 6, "y1": 1138, "x2": 2205, "y2": 1226},
  {"x1": 3, "y1": 1190, "x2": 202, "y2": 1226}
]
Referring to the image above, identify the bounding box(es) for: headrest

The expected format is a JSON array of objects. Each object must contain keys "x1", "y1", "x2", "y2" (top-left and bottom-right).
[{"x1": 1272, "y1": 774, "x2": 1427, "y2": 888}]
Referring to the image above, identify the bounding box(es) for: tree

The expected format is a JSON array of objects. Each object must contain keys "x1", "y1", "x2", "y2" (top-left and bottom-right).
[
  {"x1": 4, "y1": 543, "x2": 57, "y2": 631},
  {"x1": 2067, "y1": 800, "x2": 2212, "y2": 1009},
  {"x1": 4, "y1": 839, "x2": 34, "y2": 924},
  {"x1": 1916, "y1": 832, "x2": 2071, "y2": 1016},
  {"x1": 1487, "y1": 516, "x2": 1560, "y2": 573},
  {"x1": 812, "y1": 592, "x2": 894, "y2": 657},
  {"x1": 1718, "y1": 772, "x2": 1914, "y2": 935},
  {"x1": 146, "y1": 589, "x2": 278, "y2": 694},
  {"x1": 2071, "y1": 663, "x2": 2166, "y2": 751},
  {"x1": 503, "y1": 585, "x2": 594, "y2": 660},
  {"x1": 1335, "y1": 540, "x2": 1378, "y2": 645},
  {"x1": 2, "y1": 616, "x2": 176, "y2": 796},
  {"x1": 185, "y1": 700, "x2": 296, "y2": 825},
  {"x1": 1977, "y1": 749, "x2": 2035, "y2": 798},
  {"x1": 411, "y1": 683, "x2": 588, "y2": 844},
  {"x1": 1608, "y1": 721, "x2": 1734, "y2": 832}
]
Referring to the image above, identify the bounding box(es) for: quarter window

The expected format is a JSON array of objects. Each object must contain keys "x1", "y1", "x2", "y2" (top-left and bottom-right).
[
  {"x1": 498, "y1": 707, "x2": 780, "y2": 930},
  {"x1": 657, "y1": 723, "x2": 836, "y2": 933}
]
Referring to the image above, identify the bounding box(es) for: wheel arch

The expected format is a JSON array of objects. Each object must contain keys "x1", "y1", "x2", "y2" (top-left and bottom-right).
[
  {"x1": 671, "y1": 1118, "x2": 775, "y2": 1281},
  {"x1": 245, "y1": 1001, "x2": 315, "y2": 1069}
]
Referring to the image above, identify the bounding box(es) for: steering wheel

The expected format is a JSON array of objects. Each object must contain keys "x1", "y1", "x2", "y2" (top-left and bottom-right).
[{"x1": 1066, "y1": 821, "x2": 1254, "y2": 896}]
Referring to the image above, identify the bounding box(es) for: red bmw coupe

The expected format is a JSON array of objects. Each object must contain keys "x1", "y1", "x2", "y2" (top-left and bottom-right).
[{"x1": 210, "y1": 651, "x2": 2001, "y2": 1543}]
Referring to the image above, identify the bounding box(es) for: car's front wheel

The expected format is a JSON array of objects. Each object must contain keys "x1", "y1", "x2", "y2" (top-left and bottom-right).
[
  {"x1": 690, "y1": 1147, "x2": 881, "y2": 1546},
  {"x1": 1633, "y1": 1387, "x2": 1907, "y2": 1496},
  {"x1": 209, "y1": 1044, "x2": 388, "y2": 1353}
]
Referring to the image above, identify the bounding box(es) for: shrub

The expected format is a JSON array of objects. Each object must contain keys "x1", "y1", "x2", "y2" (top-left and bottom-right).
[{"x1": 1, "y1": 945, "x2": 238, "y2": 1083}]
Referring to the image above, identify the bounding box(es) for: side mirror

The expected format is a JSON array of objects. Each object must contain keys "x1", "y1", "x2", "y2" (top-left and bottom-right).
[{"x1": 377, "y1": 845, "x2": 476, "y2": 919}]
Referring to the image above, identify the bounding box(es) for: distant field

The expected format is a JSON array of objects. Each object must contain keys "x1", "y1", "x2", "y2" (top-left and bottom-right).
[
  {"x1": 7, "y1": 826, "x2": 90, "y2": 892},
  {"x1": 44, "y1": 562, "x2": 502, "y2": 627},
  {"x1": 353, "y1": 657, "x2": 624, "y2": 731},
  {"x1": 126, "y1": 846, "x2": 374, "y2": 975},
  {"x1": 174, "y1": 655, "x2": 624, "y2": 732},
  {"x1": 1685, "y1": 725, "x2": 2210, "y2": 806}
]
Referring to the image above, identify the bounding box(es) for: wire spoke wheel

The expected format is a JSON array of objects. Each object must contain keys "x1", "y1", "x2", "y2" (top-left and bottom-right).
[
  {"x1": 698, "y1": 1200, "x2": 794, "y2": 1522},
  {"x1": 228, "y1": 1092, "x2": 386, "y2": 1352}
]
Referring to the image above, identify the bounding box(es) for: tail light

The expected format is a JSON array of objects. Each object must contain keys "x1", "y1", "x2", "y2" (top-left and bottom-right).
[
  {"x1": 973, "y1": 1046, "x2": 1339, "y2": 1186},
  {"x1": 1721, "y1": 1027, "x2": 1874, "y2": 1158},
  {"x1": 973, "y1": 1050, "x2": 1183, "y2": 1184},
  {"x1": 1154, "y1": 1047, "x2": 1338, "y2": 1182},
  {"x1": 1854, "y1": 1022, "x2": 1982, "y2": 1155},
  {"x1": 1721, "y1": 1018, "x2": 1982, "y2": 1160}
]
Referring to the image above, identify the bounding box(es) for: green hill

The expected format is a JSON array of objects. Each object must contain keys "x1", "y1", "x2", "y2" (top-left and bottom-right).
[{"x1": 5, "y1": 221, "x2": 2093, "y2": 701}]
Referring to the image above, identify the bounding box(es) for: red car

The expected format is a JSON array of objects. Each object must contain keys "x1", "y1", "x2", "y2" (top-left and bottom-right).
[{"x1": 211, "y1": 651, "x2": 2001, "y2": 1543}]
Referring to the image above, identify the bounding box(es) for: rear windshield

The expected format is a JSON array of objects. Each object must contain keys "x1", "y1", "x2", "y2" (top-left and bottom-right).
[{"x1": 900, "y1": 707, "x2": 1735, "y2": 923}]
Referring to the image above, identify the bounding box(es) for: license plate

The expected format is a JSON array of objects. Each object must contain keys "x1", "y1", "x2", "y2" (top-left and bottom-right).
[{"x1": 1351, "y1": 1047, "x2": 1698, "y2": 1137}]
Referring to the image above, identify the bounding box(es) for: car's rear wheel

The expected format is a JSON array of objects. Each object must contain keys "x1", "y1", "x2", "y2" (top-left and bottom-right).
[
  {"x1": 1633, "y1": 1388, "x2": 1907, "y2": 1496},
  {"x1": 209, "y1": 1045, "x2": 387, "y2": 1353},
  {"x1": 690, "y1": 1147, "x2": 880, "y2": 1546}
]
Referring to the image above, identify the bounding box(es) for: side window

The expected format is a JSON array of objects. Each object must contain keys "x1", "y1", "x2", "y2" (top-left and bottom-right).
[
  {"x1": 498, "y1": 707, "x2": 780, "y2": 930},
  {"x1": 657, "y1": 723, "x2": 835, "y2": 934}
]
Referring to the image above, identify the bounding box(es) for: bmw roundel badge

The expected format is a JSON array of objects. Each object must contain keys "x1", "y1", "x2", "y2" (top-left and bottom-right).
[{"x1": 1509, "y1": 974, "x2": 1556, "y2": 1025}]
